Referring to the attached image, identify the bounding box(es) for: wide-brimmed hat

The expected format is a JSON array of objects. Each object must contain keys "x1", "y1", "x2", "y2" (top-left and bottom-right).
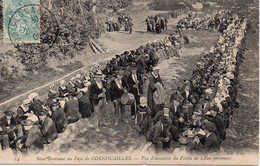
[
  {"x1": 94, "y1": 71, "x2": 105, "y2": 78},
  {"x1": 36, "y1": 110, "x2": 48, "y2": 116},
  {"x1": 21, "y1": 119, "x2": 35, "y2": 126},
  {"x1": 4, "y1": 111, "x2": 15, "y2": 117}
]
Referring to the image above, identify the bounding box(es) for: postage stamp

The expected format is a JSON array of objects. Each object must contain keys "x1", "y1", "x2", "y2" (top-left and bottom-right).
[{"x1": 4, "y1": 0, "x2": 40, "y2": 43}]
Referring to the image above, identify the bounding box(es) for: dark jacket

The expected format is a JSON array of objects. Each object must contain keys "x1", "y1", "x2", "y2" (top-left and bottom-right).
[
  {"x1": 78, "y1": 93, "x2": 93, "y2": 118},
  {"x1": 58, "y1": 86, "x2": 67, "y2": 97},
  {"x1": 74, "y1": 80, "x2": 84, "y2": 89},
  {"x1": 25, "y1": 125, "x2": 44, "y2": 150},
  {"x1": 64, "y1": 98, "x2": 82, "y2": 122},
  {"x1": 126, "y1": 73, "x2": 143, "y2": 95},
  {"x1": 153, "y1": 110, "x2": 174, "y2": 125},
  {"x1": 198, "y1": 132, "x2": 220, "y2": 153},
  {"x1": 29, "y1": 99, "x2": 44, "y2": 115},
  {"x1": 51, "y1": 108, "x2": 68, "y2": 133},
  {"x1": 40, "y1": 116, "x2": 58, "y2": 143},
  {"x1": 147, "y1": 121, "x2": 171, "y2": 143},
  {"x1": 206, "y1": 113, "x2": 226, "y2": 141},
  {"x1": 136, "y1": 105, "x2": 152, "y2": 132},
  {"x1": 66, "y1": 83, "x2": 77, "y2": 94},
  {"x1": 16, "y1": 106, "x2": 30, "y2": 124},
  {"x1": 110, "y1": 79, "x2": 124, "y2": 101},
  {"x1": 0, "y1": 116, "x2": 17, "y2": 141},
  {"x1": 89, "y1": 81, "x2": 107, "y2": 105}
]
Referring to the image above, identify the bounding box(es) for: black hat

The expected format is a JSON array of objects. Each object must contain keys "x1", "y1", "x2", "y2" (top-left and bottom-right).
[
  {"x1": 4, "y1": 111, "x2": 15, "y2": 117},
  {"x1": 160, "y1": 116, "x2": 172, "y2": 124},
  {"x1": 124, "y1": 51, "x2": 129, "y2": 55},
  {"x1": 202, "y1": 123, "x2": 214, "y2": 132},
  {"x1": 130, "y1": 50, "x2": 135, "y2": 54}
]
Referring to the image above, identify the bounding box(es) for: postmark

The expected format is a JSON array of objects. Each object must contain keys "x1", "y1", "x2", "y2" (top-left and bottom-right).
[
  {"x1": 4, "y1": 0, "x2": 59, "y2": 54},
  {"x1": 4, "y1": 0, "x2": 40, "y2": 43}
]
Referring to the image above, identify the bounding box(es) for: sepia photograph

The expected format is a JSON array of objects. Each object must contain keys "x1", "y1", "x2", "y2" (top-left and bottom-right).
[{"x1": 0, "y1": 0, "x2": 259, "y2": 165}]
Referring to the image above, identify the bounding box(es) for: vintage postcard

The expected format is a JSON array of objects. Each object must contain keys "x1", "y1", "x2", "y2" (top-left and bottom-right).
[{"x1": 0, "y1": 0, "x2": 258, "y2": 165}]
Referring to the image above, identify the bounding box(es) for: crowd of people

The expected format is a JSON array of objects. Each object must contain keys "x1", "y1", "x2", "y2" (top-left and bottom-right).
[
  {"x1": 145, "y1": 14, "x2": 247, "y2": 153},
  {"x1": 145, "y1": 10, "x2": 185, "y2": 34},
  {"x1": 177, "y1": 10, "x2": 236, "y2": 32},
  {"x1": 0, "y1": 10, "x2": 247, "y2": 155},
  {"x1": 106, "y1": 14, "x2": 133, "y2": 34},
  {"x1": 0, "y1": 28, "x2": 188, "y2": 154}
]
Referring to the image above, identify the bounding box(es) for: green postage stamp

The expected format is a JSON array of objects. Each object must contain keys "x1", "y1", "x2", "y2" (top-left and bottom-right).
[{"x1": 4, "y1": 0, "x2": 40, "y2": 43}]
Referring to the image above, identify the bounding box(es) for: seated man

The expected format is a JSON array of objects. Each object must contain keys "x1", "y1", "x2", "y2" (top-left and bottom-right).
[
  {"x1": 153, "y1": 106, "x2": 179, "y2": 142},
  {"x1": 146, "y1": 114, "x2": 173, "y2": 153},
  {"x1": 22, "y1": 119, "x2": 44, "y2": 154},
  {"x1": 136, "y1": 97, "x2": 151, "y2": 133},
  {"x1": 37, "y1": 111, "x2": 58, "y2": 144},
  {"x1": 28, "y1": 93, "x2": 44, "y2": 116},
  {"x1": 16, "y1": 99, "x2": 31, "y2": 123},
  {"x1": 189, "y1": 122, "x2": 220, "y2": 153},
  {"x1": 64, "y1": 94, "x2": 82, "y2": 124},
  {"x1": 51, "y1": 102, "x2": 68, "y2": 133},
  {"x1": 66, "y1": 77, "x2": 78, "y2": 96}
]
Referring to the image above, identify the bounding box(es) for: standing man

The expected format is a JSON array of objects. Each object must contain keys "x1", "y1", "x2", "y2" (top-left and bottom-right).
[
  {"x1": 150, "y1": 16, "x2": 155, "y2": 32},
  {"x1": 110, "y1": 70, "x2": 126, "y2": 126},
  {"x1": 146, "y1": 16, "x2": 151, "y2": 32},
  {"x1": 89, "y1": 71, "x2": 109, "y2": 132},
  {"x1": 126, "y1": 66, "x2": 143, "y2": 119},
  {"x1": 129, "y1": 20, "x2": 133, "y2": 34}
]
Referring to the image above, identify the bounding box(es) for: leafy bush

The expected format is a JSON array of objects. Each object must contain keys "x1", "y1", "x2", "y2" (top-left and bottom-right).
[{"x1": 0, "y1": 0, "x2": 133, "y2": 77}]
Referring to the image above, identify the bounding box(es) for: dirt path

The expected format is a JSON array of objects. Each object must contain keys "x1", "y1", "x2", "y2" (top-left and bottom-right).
[{"x1": 39, "y1": 30, "x2": 221, "y2": 155}]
